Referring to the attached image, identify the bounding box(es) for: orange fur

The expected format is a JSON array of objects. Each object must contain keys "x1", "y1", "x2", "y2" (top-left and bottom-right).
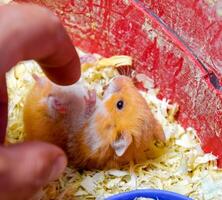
[
  {"x1": 23, "y1": 79, "x2": 68, "y2": 150},
  {"x1": 67, "y1": 76, "x2": 166, "y2": 169},
  {"x1": 23, "y1": 75, "x2": 165, "y2": 170}
]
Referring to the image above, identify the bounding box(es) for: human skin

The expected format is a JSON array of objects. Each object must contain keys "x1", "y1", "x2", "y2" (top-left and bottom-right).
[{"x1": 0, "y1": 3, "x2": 80, "y2": 200}]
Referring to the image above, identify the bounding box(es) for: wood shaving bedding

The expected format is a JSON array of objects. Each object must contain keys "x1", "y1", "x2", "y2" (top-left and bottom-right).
[{"x1": 5, "y1": 49, "x2": 222, "y2": 200}]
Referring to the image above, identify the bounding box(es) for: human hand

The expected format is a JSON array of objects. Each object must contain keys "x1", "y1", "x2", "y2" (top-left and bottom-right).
[
  {"x1": 0, "y1": 3, "x2": 81, "y2": 140},
  {"x1": 0, "y1": 3, "x2": 80, "y2": 199},
  {"x1": 0, "y1": 142, "x2": 67, "y2": 200}
]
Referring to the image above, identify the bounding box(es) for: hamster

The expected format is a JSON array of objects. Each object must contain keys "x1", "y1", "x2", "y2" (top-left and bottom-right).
[
  {"x1": 23, "y1": 74, "x2": 96, "y2": 151},
  {"x1": 23, "y1": 75, "x2": 165, "y2": 169}
]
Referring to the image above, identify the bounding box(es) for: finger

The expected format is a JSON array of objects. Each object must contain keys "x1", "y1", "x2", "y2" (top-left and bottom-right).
[
  {"x1": 0, "y1": 3, "x2": 81, "y2": 86},
  {"x1": 0, "y1": 141, "x2": 67, "y2": 200},
  {"x1": 0, "y1": 3, "x2": 81, "y2": 143},
  {"x1": 0, "y1": 100, "x2": 7, "y2": 144},
  {"x1": 0, "y1": 75, "x2": 8, "y2": 144},
  {"x1": 39, "y1": 54, "x2": 81, "y2": 86}
]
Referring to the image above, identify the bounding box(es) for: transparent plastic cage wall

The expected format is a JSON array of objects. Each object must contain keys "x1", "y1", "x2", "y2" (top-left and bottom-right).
[{"x1": 16, "y1": 0, "x2": 222, "y2": 166}]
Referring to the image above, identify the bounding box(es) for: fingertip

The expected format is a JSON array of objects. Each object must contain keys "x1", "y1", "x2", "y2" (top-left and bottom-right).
[
  {"x1": 61, "y1": 53, "x2": 81, "y2": 85},
  {"x1": 0, "y1": 100, "x2": 8, "y2": 144},
  {"x1": 8, "y1": 141, "x2": 67, "y2": 186},
  {"x1": 41, "y1": 56, "x2": 81, "y2": 86},
  {"x1": 49, "y1": 155, "x2": 67, "y2": 182},
  {"x1": 0, "y1": 141, "x2": 68, "y2": 199}
]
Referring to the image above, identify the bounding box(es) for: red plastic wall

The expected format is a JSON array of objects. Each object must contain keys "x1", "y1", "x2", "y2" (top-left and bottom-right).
[{"x1": 16, "y1": 0, "x2": 222, "y2": 166}]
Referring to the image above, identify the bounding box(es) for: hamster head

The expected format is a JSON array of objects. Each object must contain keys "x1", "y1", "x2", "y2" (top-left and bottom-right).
[{"x1": 92, "y1": 75, "x2": 165, "y2": 158}]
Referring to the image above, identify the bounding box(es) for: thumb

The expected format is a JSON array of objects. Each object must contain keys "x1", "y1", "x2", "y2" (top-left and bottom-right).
[{"x1": 0, "y1": 141, "x2": 67, "y2": 200}]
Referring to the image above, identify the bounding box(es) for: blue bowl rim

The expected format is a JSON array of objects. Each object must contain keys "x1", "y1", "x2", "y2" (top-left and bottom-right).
[{"x1": 106, "y1": 189, "x2": 193, "y2": 200}]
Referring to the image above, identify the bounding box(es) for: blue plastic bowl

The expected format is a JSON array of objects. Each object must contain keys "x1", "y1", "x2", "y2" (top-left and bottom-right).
[{"x1": 106, "y1": 189, "x2": 193, "y2": 200}]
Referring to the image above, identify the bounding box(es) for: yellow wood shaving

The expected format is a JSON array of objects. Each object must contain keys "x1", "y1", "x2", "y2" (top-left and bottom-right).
[{"x1": 6, "y1": 49, "x2": 222, "y2": 200}]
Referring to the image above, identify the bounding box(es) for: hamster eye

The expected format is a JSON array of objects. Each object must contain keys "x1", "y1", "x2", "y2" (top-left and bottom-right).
[{"x1": 116, "y1": 100, "x2": 124, "y2": 110}]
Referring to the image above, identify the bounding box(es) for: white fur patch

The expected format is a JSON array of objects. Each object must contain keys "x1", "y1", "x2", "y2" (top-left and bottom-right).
[
  {"x1": 95, "y1": 99, "x2": 108, "y2": 116},
  {"x1": 85, "y1": 120, "x2": 101, "y2": 152},
  {"x1": 85, "y1": 102, "x2": 108, "y2": 152},
  {"x1": 42, "y1": 96, "x2": 58, "y2": 119},
  {"x1": 103, "y1": 80, "x2": 118, "y2": 100}
]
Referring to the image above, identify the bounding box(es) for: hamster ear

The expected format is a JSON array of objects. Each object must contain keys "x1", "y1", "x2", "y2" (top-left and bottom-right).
[
  {"x1": 32, "y1": 74, "x2": 46, "y2": 87},
  {"x1": 47, "y1": 95, "x2": 67, "y2": 114},
  {"x1": 112, "y1": 133, "x2": 132, "y2": 157}
]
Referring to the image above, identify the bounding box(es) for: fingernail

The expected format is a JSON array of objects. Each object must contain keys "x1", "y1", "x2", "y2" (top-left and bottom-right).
[{"x1": 49, "y1": 155, "x2": 67, "y2": 181}]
